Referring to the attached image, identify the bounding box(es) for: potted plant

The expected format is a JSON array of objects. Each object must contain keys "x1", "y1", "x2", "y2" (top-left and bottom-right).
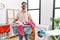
[
  {"x1": 51, "y1": 18, "x2": 60, "y2": 40},
  {"x1": 51, "y1": 18, "x2": 60, "y2": 29}
]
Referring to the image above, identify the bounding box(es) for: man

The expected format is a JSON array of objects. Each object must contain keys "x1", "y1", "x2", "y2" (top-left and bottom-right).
[{"x1": 13, "y1": 2, "x2": 32, "y2": 40}]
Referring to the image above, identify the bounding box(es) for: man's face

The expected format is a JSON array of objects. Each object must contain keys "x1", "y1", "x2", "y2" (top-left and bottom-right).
[{"x1": 21, "y1": 3, "x2": 27, "y2": 9}]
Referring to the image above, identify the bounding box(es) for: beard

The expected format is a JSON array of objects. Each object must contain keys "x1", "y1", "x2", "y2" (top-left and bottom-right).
[{"x1": 22, "y1": 7, "x2": 26, "y2": 10}]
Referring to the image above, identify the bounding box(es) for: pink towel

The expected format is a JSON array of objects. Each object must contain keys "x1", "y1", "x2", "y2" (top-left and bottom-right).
[
  {"x1": 18, "y1": 25, "x2": 25, "y2": 36},
  {"x1": 26, "y1": 21, "x2": 36, "y2": 29}
]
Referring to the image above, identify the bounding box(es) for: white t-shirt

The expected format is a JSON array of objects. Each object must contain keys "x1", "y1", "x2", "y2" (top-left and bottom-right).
[{"x1": 16, "y1": 11, "x2": 31, "y2": 24}]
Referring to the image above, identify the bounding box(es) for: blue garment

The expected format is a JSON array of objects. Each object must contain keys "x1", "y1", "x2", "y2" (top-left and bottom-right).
[
  {"x1": 18, "y1": 25, "x2": 32, "y2": 40},
  {"x1": 18, "y1": 32, "x2": 29, "y2": 40}
]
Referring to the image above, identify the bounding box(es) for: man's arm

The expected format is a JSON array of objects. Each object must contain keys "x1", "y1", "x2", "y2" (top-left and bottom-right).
[
  {"x1": 28, "y1": 13, "x2": 33, "y2": 21},
  {"x1": 13, "y1": 12, "x2": 19, "y2": 23},
  {"x1": 28, "y1": 17, "x2": 32, "y2": 21},
  {"x1": 13, "y1": 19, "x2": 18, "y2": 23}
]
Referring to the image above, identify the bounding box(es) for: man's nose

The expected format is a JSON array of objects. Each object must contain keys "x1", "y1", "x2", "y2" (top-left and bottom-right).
[
  {"x1": 23, "y1": 5, "x2": 25, "y2": 7},
  {"x1": 23, "y1": 5, "x2": 25, "y2": 6}
]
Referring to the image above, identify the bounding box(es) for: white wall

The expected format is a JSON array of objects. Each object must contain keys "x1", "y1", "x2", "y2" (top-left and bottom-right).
[
  {"x1": 40, "y1": 0, "x2": 53, "y2": 40},
  {"x1": 0, "y1": 0, "x2": 26, "y2": 24},
  {"x1": 41, "y1": 0, "x2": 53, "y2": 27}
]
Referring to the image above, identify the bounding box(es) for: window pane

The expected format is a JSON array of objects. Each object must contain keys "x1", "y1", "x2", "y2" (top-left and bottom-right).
[
  {"x1": 55, "y1": 9, "x2": 60, "y2": 18},
  {"x1": 8, "y1": 10, "x2": 13, "y2": 18},
  {"x1": 55, "y1": 0, "x2": 60, "y2": 7},
  {"x1": 28, "y1": 0, "x2": 39, "y2": 9},
  {"x1": 15, "y1": 10, "x2": 19, "y2": 18},
  {"x1": 28, "y1": 10, "x2": 39, "y2": 25},
  {"x1": 8, "y1": 19, "x2": 14, "y2": 24}
]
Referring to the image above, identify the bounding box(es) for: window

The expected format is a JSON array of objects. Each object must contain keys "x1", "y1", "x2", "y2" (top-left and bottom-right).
[
  {"x1": 55, "y1": 9, "x2": 60, "y2": 18},
  {"x1": 28, "y1": 0, "x2": 39, "y2": 9},
  {"x1": 55, "y1": 0, "x2": 60, "y2": 18},
  {"x1": 6, "y1": 9, "x2": 19, "y2": 24},
  {"x1": 29, "y1": 10, "x2": 39, "y2": 25},
  {"x1": 55, "y1": 0, "x2": 60, "y2": 7},
  {"x1": 27, "y1": 0, "x2": 41, "y2": 25},
  {"x1": 53, "y1": 0, "x2": 60, "y2": 29}
]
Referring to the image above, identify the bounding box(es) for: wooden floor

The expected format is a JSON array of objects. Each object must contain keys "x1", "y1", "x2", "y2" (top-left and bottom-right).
[
  {"x1": 3, "y1": 28, "x2": 35, "y2": 40},
  {"x1": 1, "y1": 35, "x2": 29, "y2": 40},
  {"x1": 3, "y1": 36, "x2": 19, "y2": 40},
  {"x1": 3, "y1": 34, "x2": 35, "y2": 40},
  {"x1": 3, "y1": 35, "x2": 26, "y2": 40}
]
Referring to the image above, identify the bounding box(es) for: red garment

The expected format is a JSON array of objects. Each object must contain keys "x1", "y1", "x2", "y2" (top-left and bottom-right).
[
  {"x1": 26, "y1": 21, "x2": 36, "y2": 29},
  {"x1": 0, "y1": 24, "x2": 10, "y2": 34},
  {"x1": 18, "y1": 25, "x2": 25, "y2": 36}
]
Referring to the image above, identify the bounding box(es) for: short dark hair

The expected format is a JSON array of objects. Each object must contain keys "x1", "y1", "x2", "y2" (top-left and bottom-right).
[{"x1": 22, "y1": 2, "x2": 26, "y2": 5}]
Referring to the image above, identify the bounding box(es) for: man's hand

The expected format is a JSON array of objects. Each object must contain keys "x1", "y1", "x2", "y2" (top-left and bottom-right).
[
  {"x1": 13, "y1": 19, "x2": 18, "y2": 23},
  {"x1": 12, "y1": 19, "x2": 18, "y2": 25}
]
